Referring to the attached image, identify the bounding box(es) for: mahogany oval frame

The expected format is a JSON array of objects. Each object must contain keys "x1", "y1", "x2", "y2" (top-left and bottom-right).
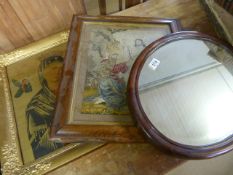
[{"x1": 128, "y1": 31, "x2": 233, "y2": 159}]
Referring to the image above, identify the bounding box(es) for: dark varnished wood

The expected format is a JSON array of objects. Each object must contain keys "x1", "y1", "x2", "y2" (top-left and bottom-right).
[
  {"x1": 0, "y1": 0, "x2": 227, "y2": 174},
  {"x1": 98, "y1": 0, "x2": 147, "y2": 15},
  {"x1": 47, "y1": 0, "x2": 222, "y2": 174},
  {"x1": 50, "y1": 15, "x2": 181, "y2": 143},
  {"x1": 98, "y1": 0, "x2": 107, "y2": 15},
  {"x1": 215, "y1": 0, "x2": 233, "y2": 14},
  {"x1": 125, "y1": 0, "x2": 141, "y2": 9},
  {"x1": 128, "y1": 31, "x2": 233, "y2": 158}
]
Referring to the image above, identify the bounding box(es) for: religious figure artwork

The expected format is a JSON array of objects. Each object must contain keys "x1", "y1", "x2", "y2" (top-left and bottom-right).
[
  {"x1": 25, "y1": 56, "x2": 64, "y2": 159},
  {"x1": 0, "y1": 31, "x2": 101, "y2": 175},
  {"x1": 7, "y1": 52, "x2": 65, "y2": 163}
]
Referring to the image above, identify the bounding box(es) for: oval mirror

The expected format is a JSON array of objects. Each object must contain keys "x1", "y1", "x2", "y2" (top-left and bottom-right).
[{"x1": 128, "y1": 31, "x2": 233, "y2": 158}]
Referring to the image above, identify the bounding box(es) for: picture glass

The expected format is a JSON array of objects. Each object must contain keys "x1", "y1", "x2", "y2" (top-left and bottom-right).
[
  {"x1": 68, "y1": 21, "x2": 172, "y2": 125},
  {"x1": 7, "y1": 44, "x2": 66, "y2": 163}
]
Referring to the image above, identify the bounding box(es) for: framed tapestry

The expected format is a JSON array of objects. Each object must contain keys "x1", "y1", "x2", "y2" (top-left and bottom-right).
[
  {"x1": 51, "y1": 15, "x2": 182, "y2": 143},
  {"x1": 0, "y1": 31, "x2": 103, "y2": 175}
]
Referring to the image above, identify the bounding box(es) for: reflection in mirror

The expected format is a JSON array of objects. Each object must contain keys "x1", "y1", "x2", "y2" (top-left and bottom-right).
[{"x1": 138, "y1": 39, "x2": 233, "y2": 146}]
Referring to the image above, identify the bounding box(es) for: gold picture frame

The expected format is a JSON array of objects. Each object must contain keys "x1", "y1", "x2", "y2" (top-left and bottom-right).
[{"x1": 0, "y1": 31, "x2": 103, "y2": 175}]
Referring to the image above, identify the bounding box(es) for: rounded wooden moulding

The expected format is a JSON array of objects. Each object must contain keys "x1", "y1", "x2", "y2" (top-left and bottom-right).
[{"x1": 128, "y1": 31, "x2": 233, "y2": 158}]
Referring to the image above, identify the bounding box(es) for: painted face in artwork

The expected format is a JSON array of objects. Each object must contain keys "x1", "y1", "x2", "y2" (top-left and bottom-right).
[{"x1": 43, "y1": 61, "x2": 63, "y2": 93}]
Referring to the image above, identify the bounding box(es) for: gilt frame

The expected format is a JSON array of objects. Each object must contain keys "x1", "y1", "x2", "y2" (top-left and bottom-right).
[{"x1": 0, "y1": 31, "x2": 103, "y2": 175}]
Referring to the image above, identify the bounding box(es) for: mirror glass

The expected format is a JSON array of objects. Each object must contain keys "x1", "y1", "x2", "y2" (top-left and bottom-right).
[{"x1": 138, "y1": 39, "x2": 233, "y2": 146}]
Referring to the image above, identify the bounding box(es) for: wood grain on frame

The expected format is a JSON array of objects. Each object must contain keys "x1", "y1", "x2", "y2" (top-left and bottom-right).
[
  {"x1": 128, "y1": 31, "x2": 233, "y2": 158},
  {"x1": 49, "y1": 0, "x2": 219, "y2": 174},
  {"x1": 50, "y1": 15, "x2": 181, "y2": 143}
]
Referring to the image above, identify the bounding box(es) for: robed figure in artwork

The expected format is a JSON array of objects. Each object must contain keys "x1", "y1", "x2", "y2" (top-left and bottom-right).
[{"x1": 26, "y1": 56, "x2": 63, "y2": 159}]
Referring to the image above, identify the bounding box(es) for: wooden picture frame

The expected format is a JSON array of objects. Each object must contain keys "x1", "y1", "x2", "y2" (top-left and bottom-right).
[
  {"x1": 0, "y1": 31, "x2": 103, "y2": 175},
  {"x1": 51, "y1": 15, "x2": 182, "y2": 143},
  {"x1": 128, "y1": 31, "x2": 233, "y2": 158}
]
